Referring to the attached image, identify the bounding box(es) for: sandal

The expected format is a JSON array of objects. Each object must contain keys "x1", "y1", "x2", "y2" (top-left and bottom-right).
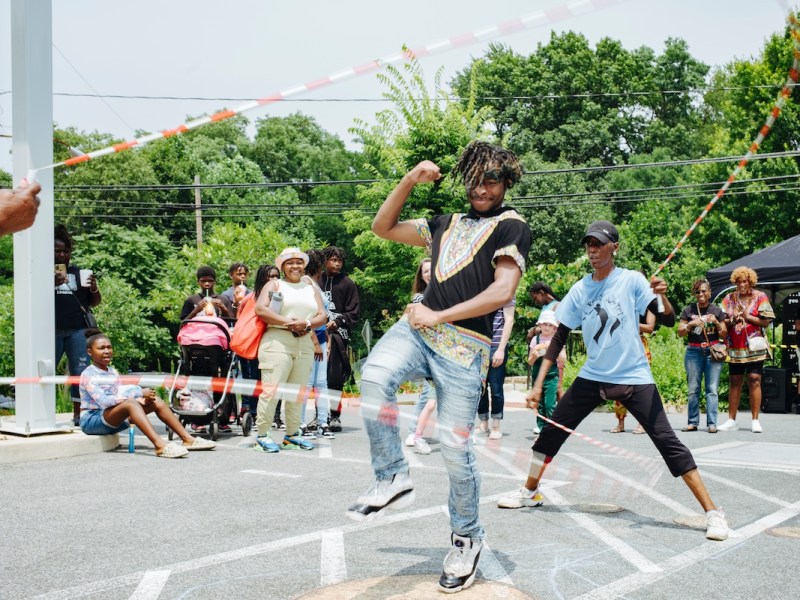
[
  {"x1": 681, "y1": 425, "x2": 699, "y2": 432},
  {"x1": 610, "y1": 425, "x2": 625, "y2": 433},
  {"x1": 183, "y1": 437, "x2": 217, "y2": 451},
  {"x1": 632, "y1": 426, "x2": 646, "y2": 434},
  {"x1": 156, "y1": 442, "x2": 189, "y2": 458}
]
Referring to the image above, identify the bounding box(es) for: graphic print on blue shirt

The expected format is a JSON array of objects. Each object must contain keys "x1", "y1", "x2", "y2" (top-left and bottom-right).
[{"x1": 556, "y1": 268, "x2": 655, "y2": 385}]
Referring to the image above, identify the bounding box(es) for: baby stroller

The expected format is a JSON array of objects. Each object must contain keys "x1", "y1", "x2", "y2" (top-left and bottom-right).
[{"x1": 167, "y1": 316, "x2": 254, "y2": 440}]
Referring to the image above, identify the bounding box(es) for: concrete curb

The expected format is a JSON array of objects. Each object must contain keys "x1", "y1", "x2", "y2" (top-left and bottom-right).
[{"x1": 0, "y1": 430, "x2": 120, "y2": 465}]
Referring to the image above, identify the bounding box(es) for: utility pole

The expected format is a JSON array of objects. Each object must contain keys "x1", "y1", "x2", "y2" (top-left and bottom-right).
[
  {"x1": 194, "y1": 175, "x2": 203, "y2": 250},
  {"x1": 6, "y1": 0, "x2": 57, "y2": 434}
]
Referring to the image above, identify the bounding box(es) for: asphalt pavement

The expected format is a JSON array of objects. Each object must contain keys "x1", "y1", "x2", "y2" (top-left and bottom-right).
[{"x1": 2, "y1": 398, "x2": 800, "y2": 600}]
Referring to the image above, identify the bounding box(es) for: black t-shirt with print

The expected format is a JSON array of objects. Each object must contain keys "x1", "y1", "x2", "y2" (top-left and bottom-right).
[
  {"x1": 423, "y1": 207, "x2": 531, "y2": 339},
  {"x1": 679, "y1": 303, "x2": 727, "y2": 344},
  {"x1": 54, "y1": 265, "x2": 93, "y2": 331}
]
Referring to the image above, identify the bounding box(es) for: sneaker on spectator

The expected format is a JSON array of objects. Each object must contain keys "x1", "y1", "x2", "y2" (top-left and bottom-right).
[
  {"x1": 329, "y1": 415, "x2": 342, "y2": 432},
  {"x1": 282, "y1": 435, "x2": 314, "y2": 450},
  {"x1": 438, "y1": 533, "x2": 483, "y2": 593},
  {"x1": 300, "y1": 424, "x2": 317, "y2": 438},
  {"x1": 346, "y1": 472, "x2": 415, "y2": 521},
  {"x1": 705, "y1": 509, "x2": 729, "y2": 541},
  {"x1": 254, "y1": 435, "x2": 280, "y2": 453},
  {"x1": 318, "y1": 424, "x2": 335, "y2": 438},
  {"x1": 405, "y1": 433, "x2": 416, "y2": 447},
  {"x1": 497, "y1": 486, "x2": 544, "y2": 509},
  {"x1": 751, "y1": 420, "x2": 763, "y2": 433},
  {"x1": 218, "y1": 423, "x2": 232, "y2": 433},
  {"x1": 718, "y1": 418, "x2": 738, "y2": 431},
  {"x1": 307, "y1": 416, "x2": 319, "y2": 431},
  {"x1": 413, "y1": 437, "x2": 432, "y2": 455}
]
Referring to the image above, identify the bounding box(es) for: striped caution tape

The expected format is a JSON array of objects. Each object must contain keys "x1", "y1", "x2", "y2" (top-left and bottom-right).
[
  {"x1": 652, "y1": 12, "x2": 800, "y2": 277},
  {"x1": 23, "y1": 0, "x2": 628, "y2": 180},
  {"x1": 0, "y1": 373, "x2": 318, "y2": 404},
  {"x1": 533, "y1": 412, "x2": 659, "y2": 470}
]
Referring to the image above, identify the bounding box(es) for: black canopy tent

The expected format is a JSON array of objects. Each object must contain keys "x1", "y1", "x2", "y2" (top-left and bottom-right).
[{"x1": 707, "y1": 233, "x2": 800, "y2": 305}]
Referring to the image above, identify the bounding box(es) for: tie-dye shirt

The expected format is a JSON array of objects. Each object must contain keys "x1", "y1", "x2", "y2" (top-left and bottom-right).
[{"x1": 80, "y1": 364, "x2": 143, "y2": 410}]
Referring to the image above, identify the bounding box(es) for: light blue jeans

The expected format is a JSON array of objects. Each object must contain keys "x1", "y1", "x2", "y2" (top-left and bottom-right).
[
  {"x1": 302, "y1": 340, "x2": 329, "y2": 426},
  {"x1": 684, "y1": 346, "x2": 722, "y2": 427},
  {"x1": 360, "y1": 319, "x2": 484, "y2": 540}
]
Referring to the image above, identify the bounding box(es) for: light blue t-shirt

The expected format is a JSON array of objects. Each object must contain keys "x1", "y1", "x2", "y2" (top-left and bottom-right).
[{"x1": 556, "y1": 268, "x2": 655, "y2": 384}]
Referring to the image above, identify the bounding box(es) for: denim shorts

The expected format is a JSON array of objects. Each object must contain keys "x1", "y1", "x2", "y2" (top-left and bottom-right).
[{"x1": 80, "y1": 409, "x2": 129, "y2": 435}]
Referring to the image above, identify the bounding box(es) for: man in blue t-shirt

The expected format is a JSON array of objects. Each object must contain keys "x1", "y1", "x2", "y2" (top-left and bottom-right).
[{"x1": 497, "y1": 220, "x2": 729, "y2": 544}]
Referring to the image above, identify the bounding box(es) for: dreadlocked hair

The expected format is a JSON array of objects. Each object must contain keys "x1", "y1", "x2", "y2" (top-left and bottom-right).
[{"x1": 453, "y1": 141, "x2": 522, "y2": 192}]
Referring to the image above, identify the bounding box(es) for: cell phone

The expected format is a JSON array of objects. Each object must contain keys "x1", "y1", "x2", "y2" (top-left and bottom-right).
[{"x1": 55, "y1": 264, "x2": 67, "y2": 275}]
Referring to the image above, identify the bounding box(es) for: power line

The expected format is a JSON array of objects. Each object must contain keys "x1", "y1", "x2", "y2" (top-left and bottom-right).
[{"x1": 0, "y1": 83, "x2": 791, "y2": 103}]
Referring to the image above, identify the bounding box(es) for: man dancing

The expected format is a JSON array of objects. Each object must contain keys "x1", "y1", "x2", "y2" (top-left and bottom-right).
[{"x1": 345, "y1": 141, "x2": 531, "y2": 593}]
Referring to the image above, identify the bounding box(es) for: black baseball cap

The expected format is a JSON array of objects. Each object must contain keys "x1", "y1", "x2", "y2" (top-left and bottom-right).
[{"x1": 582, "y1": 220, "x2": 619, "y2": 245}]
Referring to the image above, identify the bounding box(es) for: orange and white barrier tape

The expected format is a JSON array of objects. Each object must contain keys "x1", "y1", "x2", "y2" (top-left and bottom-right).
[
  {"x1": 653, "y1": 13, "x2": 800, "y2": 276},
  {"x1": 24, "y1": 0, "x2": 627, "y2": 181}
]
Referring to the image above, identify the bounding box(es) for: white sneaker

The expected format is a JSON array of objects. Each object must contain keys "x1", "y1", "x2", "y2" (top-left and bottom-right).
[
  {"x1": 751, "y1": 420, "x2": 763, "y2": 433},
  {"x1": 717, "y1": 418, "x2": 738, "y2": 431},
  {"x1": 404, "y1": 433, "x2": 416, "y2": 447},
  {"x1": 438, "y1": 533, "x2": 483, "y2": 593},
  {"x1": 705, "y1": 509, "x2": 729, "y2": 541},
  {"x1": 488, "y1": 428, "x2": 502, "y2": 440},
  {"x1": 413, "y1": 437, "x2": 432, "y2": 455},
  {"x1": 497, "y1": 486, "x2": 544, "y2": 509},
  {"x1": 346, "y1": 472, "x2": 415, "y2": 521}
]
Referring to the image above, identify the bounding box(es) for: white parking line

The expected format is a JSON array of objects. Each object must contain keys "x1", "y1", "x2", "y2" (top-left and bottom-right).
[
  {"x1": 699, "y1": 470, "x2": 793, "y2": 507},
  {"x1": 241, "y1": 469, "x2": 302, "y2": 478},
  {"x1": 563, "y1": 453, "x2": 698, "y2": 516},
  {"x1": 479, "y1": 541, "x2": 514, "y2": 586},
  {"x1": 475, "y1": 445, "x2": 662, "y2": 574},
  {"x1": 128, "y1": 570, "x2": 170, "y2": 600},
  {"x1": 320, "y1": 530, "x2": 347, "y2": 586},
  {"x1": 577, "y1": 499, "x2": 800, "y2": 600}
]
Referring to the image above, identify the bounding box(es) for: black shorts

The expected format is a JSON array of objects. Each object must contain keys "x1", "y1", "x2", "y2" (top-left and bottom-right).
[{"x1": 728, "y1": 361, "x2": 765, "y2": 376}]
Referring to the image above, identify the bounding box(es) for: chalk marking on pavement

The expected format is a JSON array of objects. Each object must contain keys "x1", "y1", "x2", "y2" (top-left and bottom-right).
[
  {"x1": 475, "y1": 445, "x2": 662, "y2": 574},
  {"x1": 563, "y1": 453, "x2": 698, "y2": 517},
  {"x1": 699, "y1": 471, "x2": 792, "y2": 507},
  {"x1": 576, "y1": 498, "x2": 800, "y2": 600},
  {"x1": 128, "y1": 570, "x2": 170, "y2": 600},
  {"x1": 241, "y1": 469, "x2": 302, "y2": 478},
  {"x1": 479, "y1": 541, "x2": 514, "y2": 586},
  {"x1": 320, "y1": 530, "x2": 347, "y2": 586},
  {"x1": 32, "y1": 493, "x2": 509, "y2": 599}
]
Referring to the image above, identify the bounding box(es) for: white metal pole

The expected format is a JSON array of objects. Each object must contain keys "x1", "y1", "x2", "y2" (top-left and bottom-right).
[{"x1": 6, "y1": 0, "x2": 57, "y2": 434}]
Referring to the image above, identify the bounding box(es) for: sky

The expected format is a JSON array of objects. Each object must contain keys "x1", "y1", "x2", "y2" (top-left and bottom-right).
[{"x1": 0, "y1": 0, "x2": 793, "y2": 178}]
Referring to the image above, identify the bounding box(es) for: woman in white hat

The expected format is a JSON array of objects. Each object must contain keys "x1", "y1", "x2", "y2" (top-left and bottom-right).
[{"x1": 253, "y1": 248, "x2": 328, "y2": 452}]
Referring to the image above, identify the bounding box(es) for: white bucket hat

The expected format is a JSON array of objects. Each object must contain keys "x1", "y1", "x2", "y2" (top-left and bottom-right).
[
  {"x1": 275, "y1": 247, "x2": 309, "y2": 271},
  {"x1": 537, "y1": 310, "x2": 558, "y2": 327}
]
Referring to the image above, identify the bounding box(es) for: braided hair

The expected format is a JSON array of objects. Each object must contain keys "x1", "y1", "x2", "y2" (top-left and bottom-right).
[{"x1": 453, "y1": 141, "x2": 522, "y2": 193}]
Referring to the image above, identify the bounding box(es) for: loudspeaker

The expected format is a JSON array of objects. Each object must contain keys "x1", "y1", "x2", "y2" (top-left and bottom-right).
[{"x1": 762, "y1": 367, "x2": 789, "y2": 413}]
